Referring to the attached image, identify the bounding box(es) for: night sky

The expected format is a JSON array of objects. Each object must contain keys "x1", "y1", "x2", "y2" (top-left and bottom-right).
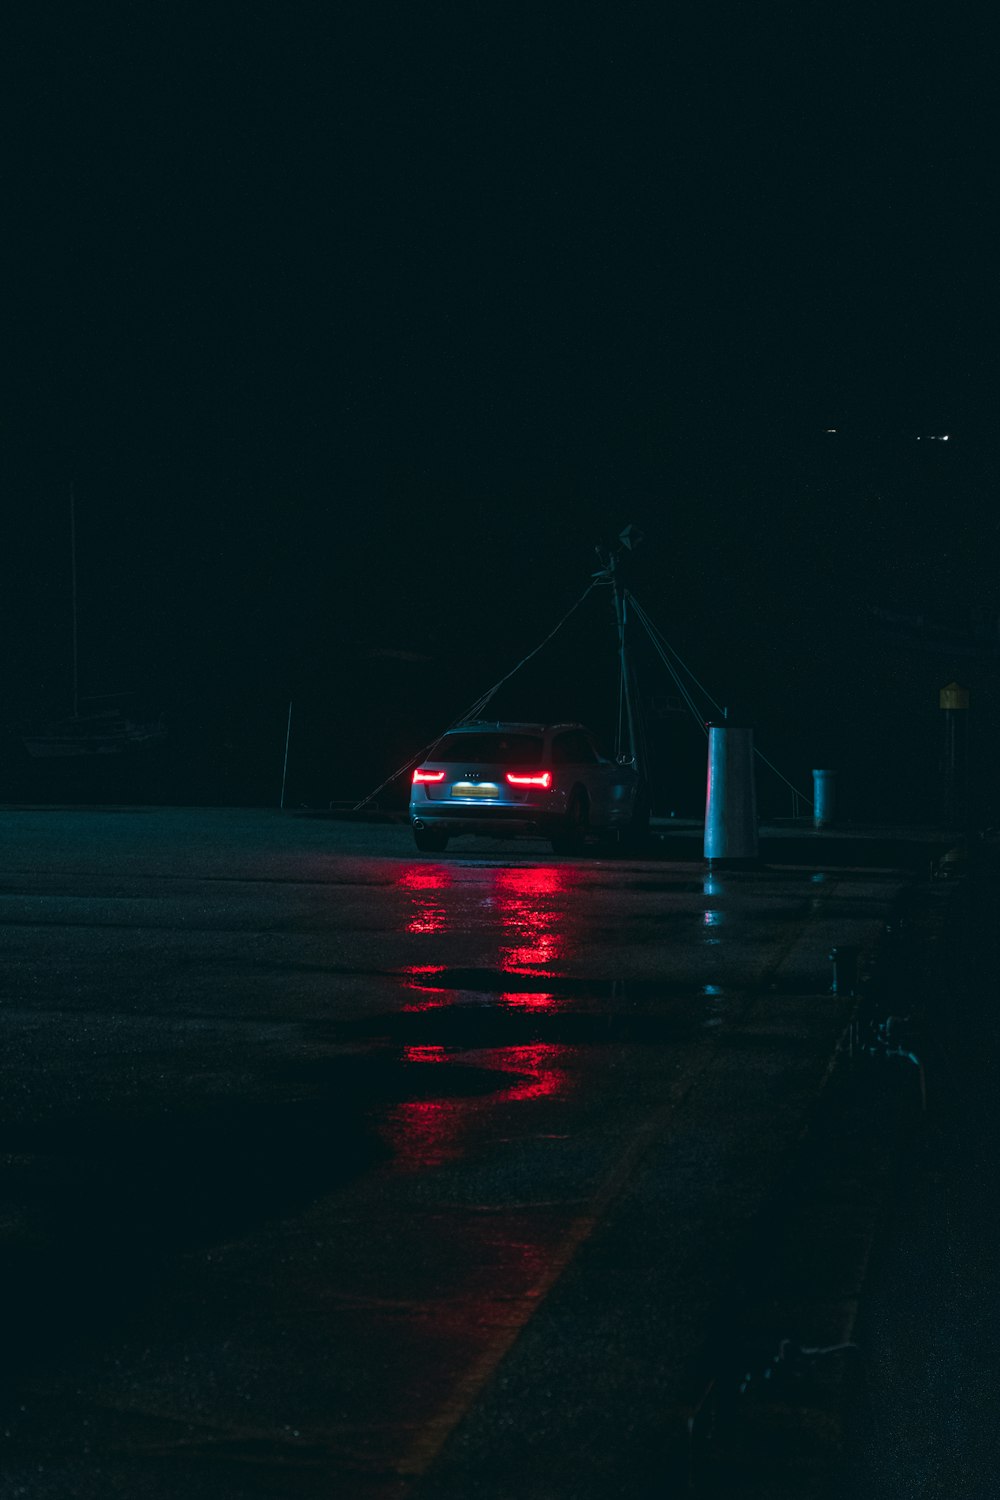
[{"x1": 4, "y1": 10, "x2": 999, "y2": 812}]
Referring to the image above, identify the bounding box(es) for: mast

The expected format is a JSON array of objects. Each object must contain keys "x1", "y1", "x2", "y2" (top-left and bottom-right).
[
  {"x1": 610, "y1": 553, "x2": 638, "y2": 768},
  {"x1": 594, "y1": 524, "x2": 643, "y2": 774}
]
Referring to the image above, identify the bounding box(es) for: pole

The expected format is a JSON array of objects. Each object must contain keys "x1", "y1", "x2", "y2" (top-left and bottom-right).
[
  {"x1": 611, "y1": 556, "x2": 638, "y2": 771},
  {"x1": 939, "y1": 682, "x2": 969, "y2": 828},
  {"x1": 70, "y1": 480, "x2": 79, "y2": 719},
  {"x1": 280, "y1": 700, "x2": 293, "y2": 810}
]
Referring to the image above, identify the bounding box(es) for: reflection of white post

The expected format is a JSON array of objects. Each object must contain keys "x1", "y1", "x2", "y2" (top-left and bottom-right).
[{"x1": 704, "y1": 723, "x2": 758, "y2": 864}]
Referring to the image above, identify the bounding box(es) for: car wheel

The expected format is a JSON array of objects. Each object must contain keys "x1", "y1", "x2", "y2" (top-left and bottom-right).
[
  {"x1": 551, "y1": 790, "x2": 589, "y2": 854},
  {"x1": 413, "y1": 827, "x2": 449, "y2": 853}
]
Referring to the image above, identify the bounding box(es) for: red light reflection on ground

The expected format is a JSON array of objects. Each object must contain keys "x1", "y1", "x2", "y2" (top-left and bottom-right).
[
  {"x1": 395, "y1": 862, "x2": 575, "y2": 1010},
  {"x1": 495, "y1": 1043, "x2": 569, "y2": 1101},
  {"x1": 397, "y1": 974, "x2": 559, "y2": 1012},
  {"x1": 397, "y1": 965, "x2": 451, "y2": 1010},
  {"x1": 387, "y1": 1101, "x2": 467, "y2": 1171},
  {"x1": 383, "y1": 1042, "x2": 573, "y2": 1172},
  {"x1": 503, "y1": 936, "x2": 560, "y2": 971},
  {"x1": 398, "y1": 868, "x2": 452, "y2": 892},
  {"x1": 495, "y1": 866, "x2": 564, "y2": 899},
  {"x1": 493, "y1": 865, "x2": 566, "y2": 982},
  {"x1": 398, "y1": 864, "x2": 453, "y2": 936}
]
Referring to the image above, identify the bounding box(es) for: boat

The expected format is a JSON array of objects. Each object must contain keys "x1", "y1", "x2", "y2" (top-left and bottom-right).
[{"x1": 22, "y1": 703, "x2": 166, "y2": 759}]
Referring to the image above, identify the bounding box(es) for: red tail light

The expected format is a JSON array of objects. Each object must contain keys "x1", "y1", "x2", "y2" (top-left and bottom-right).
[
  {"x1": 506, "y1": 771, "x2": 552, "y2": 789},
  {"x1": 413, "y1": 768, "x2": 446, "y2": 784}
]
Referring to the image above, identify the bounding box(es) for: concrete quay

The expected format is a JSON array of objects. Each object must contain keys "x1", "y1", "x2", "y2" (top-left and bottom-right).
[{"x1": 0, "y1": 808, "x2": 975, "y2": 1498}]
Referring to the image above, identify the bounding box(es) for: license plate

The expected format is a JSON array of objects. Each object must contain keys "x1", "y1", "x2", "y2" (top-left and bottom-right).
[{"x1": 452, "y1": 782, "x2": 499, "y2": 799}]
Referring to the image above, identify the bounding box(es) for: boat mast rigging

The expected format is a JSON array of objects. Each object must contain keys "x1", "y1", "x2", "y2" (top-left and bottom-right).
[{"x1": 593, "y1": 524, "x2": 644, "y2": 774}]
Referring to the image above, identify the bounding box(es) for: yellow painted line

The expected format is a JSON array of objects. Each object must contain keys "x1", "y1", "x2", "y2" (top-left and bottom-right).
[
  {"x1": 396, "y1": 1211, "x2": 596, "y2": 1476},
  {"x1": 748, "y1": 887, "x2": 835, "y2": 1001},
  {"x1": 397, "y1": 875, "x2": 850, "y2": 1480},
  {"x1": 396, "y1": 1060, "x2": 712, "y2": 1479}
]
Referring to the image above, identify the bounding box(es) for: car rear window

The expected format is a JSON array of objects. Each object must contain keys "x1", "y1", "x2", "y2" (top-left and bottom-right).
[{"x1": 432, "y1": 733, "x2": 544, "y2": 765}]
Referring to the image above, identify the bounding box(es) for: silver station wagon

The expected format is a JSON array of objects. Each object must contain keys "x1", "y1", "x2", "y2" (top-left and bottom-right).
[{"x1": 409, "y1": 720, "x2": 644, "y2": 854}]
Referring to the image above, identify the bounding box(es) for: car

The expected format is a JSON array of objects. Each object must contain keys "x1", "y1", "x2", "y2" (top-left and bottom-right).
[{"x1": 409, "y1": 720, "x2": 646, "y2": 854}]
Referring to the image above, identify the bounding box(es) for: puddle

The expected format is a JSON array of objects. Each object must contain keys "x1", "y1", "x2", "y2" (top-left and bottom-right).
[
  {"x1": 390, "y1": 966, "x2": 816, "y2": 1004},
  {"x1": 320, "y1": 1002, "x2": 720, "y2": 1049}
]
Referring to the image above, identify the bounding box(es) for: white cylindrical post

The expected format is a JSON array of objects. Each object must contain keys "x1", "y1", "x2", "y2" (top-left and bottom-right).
[
  {"x1": 812, "y1": 769, "x2": 837, "y2": 829},
  {"x1": 704, "y1": 724, "x2": 758, "y2": 864}
]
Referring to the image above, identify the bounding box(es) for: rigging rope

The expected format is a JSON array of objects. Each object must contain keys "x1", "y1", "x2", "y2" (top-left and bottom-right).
[
  {"x1": 627, "y1": 594, "x2": 723, "y2": 723},
  {"x1": 627, "y1": 594, "x2": 709, "y2": 735},
  {"x1": 352, "y1": 581, "x2": 599, "y2": 811},
  {"x1": 627, "y1": 591, "x2": 813, "y2": 809},
  {"x1": 350, "y1": 575, "x2": 810, "y2": 813}
]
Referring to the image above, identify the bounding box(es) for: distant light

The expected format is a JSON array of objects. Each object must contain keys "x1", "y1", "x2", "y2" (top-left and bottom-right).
[
  {"x1": 942, "y1": 434, "x2": 950, "y2": 441},
  {"x1": 825, "y1": 428, "x2": 838, "y2": 433}
]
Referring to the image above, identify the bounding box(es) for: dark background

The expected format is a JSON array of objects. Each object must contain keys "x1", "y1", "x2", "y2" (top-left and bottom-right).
[{"x1": 3, "y1": 8, "x2": 998, "y2": 817}]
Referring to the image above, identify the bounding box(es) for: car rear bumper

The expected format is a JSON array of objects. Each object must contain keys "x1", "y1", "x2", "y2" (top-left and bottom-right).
[{"x1": 410, "y1": 802, "x2": 558, "y2": 835}]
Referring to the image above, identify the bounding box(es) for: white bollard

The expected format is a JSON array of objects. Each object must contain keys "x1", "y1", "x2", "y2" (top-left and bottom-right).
[
  {"x1": 704, "y1": 724, "x2": 758, "y2": 864},
  {"x1": 812, "y1": 769, "x2": 837, "y2": 829}
]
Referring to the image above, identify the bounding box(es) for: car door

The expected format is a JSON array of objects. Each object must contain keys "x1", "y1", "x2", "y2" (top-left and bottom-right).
[
  {"x1": 551, "y1": 729, "x2": 609, "y2": 824},
  {"x1": 584, "y1": 730, "x2": 636, "y2": 827}
]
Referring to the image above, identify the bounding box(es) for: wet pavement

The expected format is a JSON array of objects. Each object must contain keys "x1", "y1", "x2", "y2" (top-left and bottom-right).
[
  {"x1": 0, "y1": 809, "x2": 949, "y2": 1497},
  {"x1": 831, "y1": 850, "x2": 1000, "y2": 1500}
]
